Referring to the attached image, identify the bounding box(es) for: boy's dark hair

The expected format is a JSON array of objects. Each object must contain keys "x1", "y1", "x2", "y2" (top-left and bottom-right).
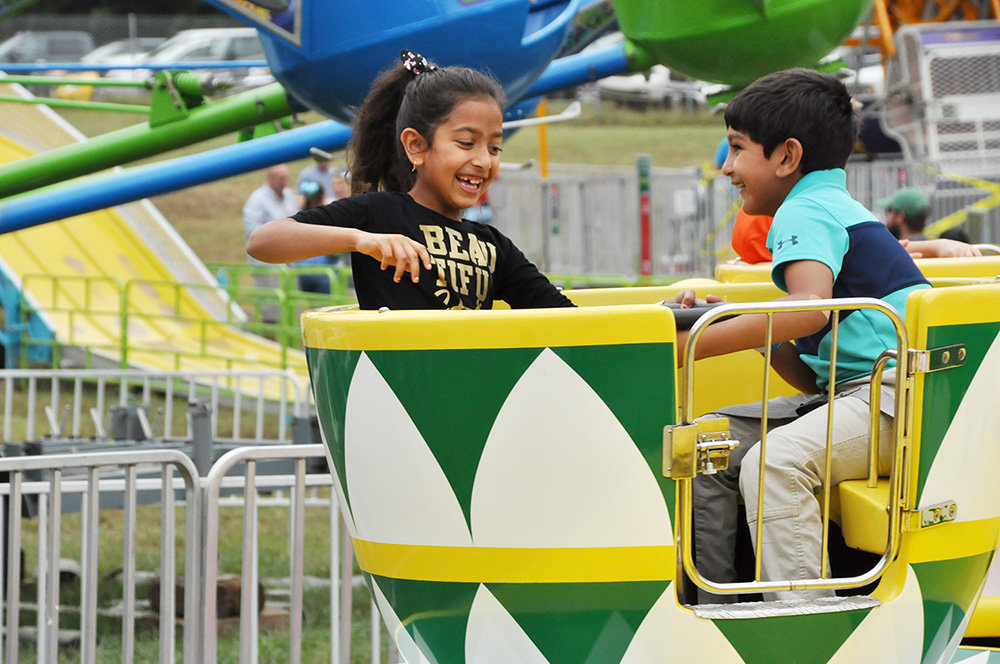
[
  {"x1": 724, "y1": 68, "x2": 860, "y2": 174},
  {"x1": 349, "y1": 54, "x2": 505, "y2": 195}
]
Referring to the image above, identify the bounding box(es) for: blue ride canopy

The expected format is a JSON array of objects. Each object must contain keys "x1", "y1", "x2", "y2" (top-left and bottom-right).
[{"x1": 204, "y1": 0, "x2": 584, "y2": 124}]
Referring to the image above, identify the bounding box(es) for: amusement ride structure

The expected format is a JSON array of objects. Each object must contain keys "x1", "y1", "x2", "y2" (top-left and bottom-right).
[{"x1": 0, "y1": 1, "x2": 1000, "y2": 662}]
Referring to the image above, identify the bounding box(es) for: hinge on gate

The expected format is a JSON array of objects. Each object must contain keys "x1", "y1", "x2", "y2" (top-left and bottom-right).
[
  {"x1": 908, "y1": 344, "x2": 966, "y2": 374},
  {"x1": 663, "y1": 418, "x2": 739, "y2": 480},
  {"x1": 904, "y1": 500, "x2": 957, "y2": 531}
]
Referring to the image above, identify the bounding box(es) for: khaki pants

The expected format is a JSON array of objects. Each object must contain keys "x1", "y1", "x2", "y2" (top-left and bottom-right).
[
  {"x1": 692, "y1": 375, "x2": 896, "y2": 603},
  {"x1": 740, "y1": 395, "x2": 893, "y2": 601}
]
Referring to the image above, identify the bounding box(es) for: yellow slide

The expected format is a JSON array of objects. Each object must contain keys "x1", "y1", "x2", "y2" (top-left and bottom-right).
[{"x1": 0, "y1": 82, "x2": 307, "y2": 382}]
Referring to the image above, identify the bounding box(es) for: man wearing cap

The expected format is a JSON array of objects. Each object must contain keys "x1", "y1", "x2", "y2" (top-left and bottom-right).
[{"x1": 880, "y1": 187, "x2": 931, "y2": 241}]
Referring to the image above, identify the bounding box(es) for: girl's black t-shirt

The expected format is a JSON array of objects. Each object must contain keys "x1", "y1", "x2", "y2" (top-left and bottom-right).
[{"x1": 291, "y1": 192, "x2": 574, "y2": 311}]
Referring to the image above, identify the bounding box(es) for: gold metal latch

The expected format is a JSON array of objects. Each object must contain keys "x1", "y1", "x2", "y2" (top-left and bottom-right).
[
  {"x1": 663, "y1": 418, "x2": 739, "y2": 480},
  {"x1": 908, "y1": 344, "x2": 966, "y2": 374}
]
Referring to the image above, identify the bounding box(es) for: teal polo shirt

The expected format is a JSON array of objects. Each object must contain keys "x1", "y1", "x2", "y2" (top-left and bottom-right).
[{"x1": 767, "y1": 169, "x2": 930, "y2": 390}]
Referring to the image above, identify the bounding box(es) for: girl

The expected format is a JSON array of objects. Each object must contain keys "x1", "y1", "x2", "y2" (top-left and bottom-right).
[{"x1": 247, "y1": 50, "x2": 573, "y2": 311}]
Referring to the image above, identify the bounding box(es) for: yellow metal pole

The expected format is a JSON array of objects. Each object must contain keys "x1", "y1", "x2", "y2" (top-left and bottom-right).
[{"x1": 538, "y1": 98, "x2": 549, "y2": 180}]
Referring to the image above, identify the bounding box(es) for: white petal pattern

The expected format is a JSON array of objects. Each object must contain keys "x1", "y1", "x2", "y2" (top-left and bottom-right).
[
  {"x1": 465, "y1": 585, "x2": 550, "y2": 664},
  {"x1": 471, "y1": 348, "x2": 672, "y2": 547},
  {"x1": 920, "y1": 330, "x2": 1000, "y2": 522},
  {"x1": 619, "y1": 583, "x2": 743, "y2": 664},
  {"x1": 344, "y1": 352, "x2": 472, "y2": 546},
  {"x1": 827, "y1": 565, "x2": 923, "y2": 664},
  {"x1": 370, "y1": 578, "x2": 433, "y2": 664}
]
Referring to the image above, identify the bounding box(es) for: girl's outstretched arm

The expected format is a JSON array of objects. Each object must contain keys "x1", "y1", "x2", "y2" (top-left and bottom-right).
[
  {"x1": 247, "y1": 217, "x2": 356, "y2": 263},
  {"x1": 900, "y1": 238, "x2": 981, "y2": 258},
  {"x1": 247, "y1": 218, "x2": 432, "y2": 283}
]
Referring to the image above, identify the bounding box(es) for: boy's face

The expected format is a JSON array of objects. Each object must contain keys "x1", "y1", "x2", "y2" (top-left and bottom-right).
[{"x1": 722, "y1": 129, "x2": 797, "y2": 217}]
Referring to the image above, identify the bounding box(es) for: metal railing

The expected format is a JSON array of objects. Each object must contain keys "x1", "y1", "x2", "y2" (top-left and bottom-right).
[
  {"x1": 0, "y1": 450, "x2": 201, "y2": 664},
  {"x1": 0, "y1": 368, "x2": 309, "y2": 446},
  {"x1": 200, "y1": 445, "x2": 349, "y2": 664},
  {"x1": 7, "y1": 269, "x2": 347, "y2": 371},
  {"x1": 0, "y1": 444, "x2": 393, "y2": 663},
  {"x1": 488, "y1": 159, "x2": 1000, "y2": 277},
  {"x1": 677, "y1": 298, "x2": 909, "y2": 598}
]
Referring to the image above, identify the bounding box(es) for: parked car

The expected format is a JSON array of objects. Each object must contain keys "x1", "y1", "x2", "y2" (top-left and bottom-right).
[
  {"x1": 0, "y1": 30, "x2": 94, "y2": 65},
  {"x1": 54, "y1": 37, "x2": 166, "y2": 101},
  {"x1": 0, "y1": 30, "x2": 97, "y2": 96},
  {"x1": 103, "y1": 27, "x2": 272, "y2": 96},
  {"x1": 596, "y1": 64, "x2": 713, "y2": 109},
  {"x1": 82, "y1": 37, "x2": 166, "y2": 65}
]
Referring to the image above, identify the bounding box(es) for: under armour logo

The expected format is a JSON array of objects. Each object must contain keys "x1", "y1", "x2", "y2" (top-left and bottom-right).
[{"x1": 776, "y1": 235, "x2": 799, "y2": 251}]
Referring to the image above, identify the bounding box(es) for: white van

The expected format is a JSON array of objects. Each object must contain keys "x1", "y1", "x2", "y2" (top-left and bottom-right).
[{"x1": 103, "y1": 27, "x2": 272, "y2": 94}]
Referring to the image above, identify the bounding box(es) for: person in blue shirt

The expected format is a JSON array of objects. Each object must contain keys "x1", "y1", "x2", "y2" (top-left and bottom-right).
[
  {"x1": 713, "y1": 136, "x2": 729, "y2": 170},
  {"x1": 670, "y1": 69, "x2": 930, "y2": 603}
]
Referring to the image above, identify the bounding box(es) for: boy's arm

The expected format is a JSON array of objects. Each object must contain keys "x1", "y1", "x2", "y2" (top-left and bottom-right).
[
  {"x1": 769, "y1": 343, "x2": 821, "y2": 394},
  {"x1": 675, "y1": 259, "x2": 833, "y2": 365}
]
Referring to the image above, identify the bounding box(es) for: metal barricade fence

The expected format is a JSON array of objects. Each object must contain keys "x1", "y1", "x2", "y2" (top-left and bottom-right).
[
  {"x1": 199, "y1": 445, "x2": 326, "y2": 664},
  {"x1": 199, "y1": 444, "x2": 398, "y2": 664},
  {"x1": 0, "y1": 444, "x2": 391, "y2": 664},
  {"x1": 0, "y1": 450, "x2": 201, "y2": 664},
  {"x1": 491, "y1": 165, "x2": 725, "y2": 277},
  {"x1": 0, "y1": 368, "x2": 310, "y2": 448}
]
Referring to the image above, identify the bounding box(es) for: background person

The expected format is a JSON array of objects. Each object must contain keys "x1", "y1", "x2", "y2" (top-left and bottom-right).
[
  {"x1": 243, "y1": 164, "x2": 299, "y2": 247},
  {"x1": 242, "y1": 163, "x2": 299, "y2": 323},
  {"x1": 880, "y1": 187, "x2": 931, "y2": 241},
  {"x1": 297, "y1": 150, "x2": 334, "y2": 201},
  {"x1": 291, "y1": 180, "x2": 337, "y2": 293},
  {"x1": 331, "y1": 168, "x2": 351, "y2": 200}
]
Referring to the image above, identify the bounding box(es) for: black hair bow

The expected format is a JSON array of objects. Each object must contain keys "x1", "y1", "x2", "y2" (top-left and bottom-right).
[{"x1": 400, "y1": 49, "x2": 438, "y2": 76}]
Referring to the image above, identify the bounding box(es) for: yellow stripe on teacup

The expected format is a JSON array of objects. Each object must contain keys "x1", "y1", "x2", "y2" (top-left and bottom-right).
[
  {"x1": 302, "y1": 305, "x2": 676, "y2": 351},
  {"x1": 351, "y1": 538, "x2": 676, "y2": 583},
  {"x1": 898, "y1": 517, "x2": 1000, "y2": 564}
]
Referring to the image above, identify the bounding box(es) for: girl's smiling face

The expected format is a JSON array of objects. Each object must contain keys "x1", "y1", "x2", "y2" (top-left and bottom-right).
[{"x1": 404, "y1": 96, "x2": 503, "y2": 220}]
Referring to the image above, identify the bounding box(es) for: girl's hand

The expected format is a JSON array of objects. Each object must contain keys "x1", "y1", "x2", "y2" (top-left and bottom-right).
[
  {"x1": 355, "y1": 232, "x2": 433, "y2": 283},
  {"x1": 901, "y1": 238, "x2": 982, "y2": 259}
]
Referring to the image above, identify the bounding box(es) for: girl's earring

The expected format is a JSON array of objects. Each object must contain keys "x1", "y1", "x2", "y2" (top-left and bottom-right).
[{"x1": 411, "y1": 162, "x2": 417, "y2": 172}]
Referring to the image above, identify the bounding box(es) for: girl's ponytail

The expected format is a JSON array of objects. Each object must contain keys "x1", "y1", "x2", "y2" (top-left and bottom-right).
[{"x1": 349, "y1": 63, "x2": 414, "y2": 195}]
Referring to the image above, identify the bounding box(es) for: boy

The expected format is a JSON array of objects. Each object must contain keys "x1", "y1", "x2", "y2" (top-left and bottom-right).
[{"x1": 674, "y1": 69, "x2": 930, "y2": 603}]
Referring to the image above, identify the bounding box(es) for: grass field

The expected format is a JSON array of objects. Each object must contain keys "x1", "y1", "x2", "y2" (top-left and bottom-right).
[{"x1": 54, "y1": 101, "x2": 725, "y2": 265}]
